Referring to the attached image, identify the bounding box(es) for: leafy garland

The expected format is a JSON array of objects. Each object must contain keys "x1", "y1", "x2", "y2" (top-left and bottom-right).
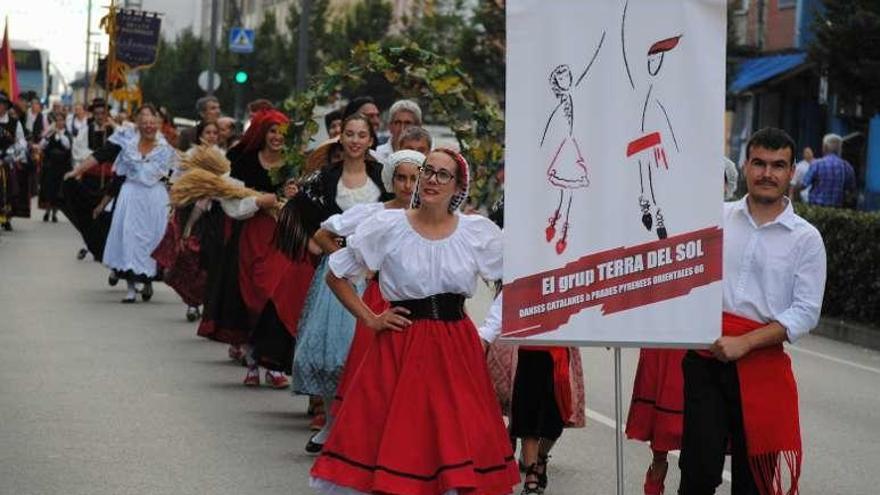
[{"x1": 273, "y1": 42, "x2": 505, "y2": 208}]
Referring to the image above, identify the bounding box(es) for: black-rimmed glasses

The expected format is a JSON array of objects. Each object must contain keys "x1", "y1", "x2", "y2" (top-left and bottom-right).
[{"x1": 420, "y1": 165, "x2": 456, "y2": 185}]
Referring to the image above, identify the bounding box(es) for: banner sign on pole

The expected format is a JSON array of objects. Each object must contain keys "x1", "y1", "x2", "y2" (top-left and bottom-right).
[
  {"x1": 114, "y1": 11, "x2": 162, "y2": 69},
  {"x1": 503, "y1": 0, "x2": 727, "y2": 347}
]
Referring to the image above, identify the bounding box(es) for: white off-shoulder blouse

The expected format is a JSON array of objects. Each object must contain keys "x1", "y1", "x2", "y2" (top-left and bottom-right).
[{"x1": 328, "y1": 209, "x2": 503, "y2": 341}]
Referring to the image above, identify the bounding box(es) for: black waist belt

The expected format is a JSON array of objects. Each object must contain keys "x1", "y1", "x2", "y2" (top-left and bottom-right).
[{"x1": 392, "y1": 293, "x2": 466, "y2": 321}]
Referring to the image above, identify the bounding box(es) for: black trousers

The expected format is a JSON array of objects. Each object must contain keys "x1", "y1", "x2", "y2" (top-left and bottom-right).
[{"x1": 678, "y1": 351, "x2": 759, "y2": 495}]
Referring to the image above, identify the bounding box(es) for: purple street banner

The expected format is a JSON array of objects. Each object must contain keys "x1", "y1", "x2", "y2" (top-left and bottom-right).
[{"x1": 114, "y1": 11, "x2": 162, "y2": 69}]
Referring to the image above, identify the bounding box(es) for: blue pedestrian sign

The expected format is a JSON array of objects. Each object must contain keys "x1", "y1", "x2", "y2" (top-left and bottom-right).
[{"x1": 229, "y1": 27, "x2": 255, "y2": 54}]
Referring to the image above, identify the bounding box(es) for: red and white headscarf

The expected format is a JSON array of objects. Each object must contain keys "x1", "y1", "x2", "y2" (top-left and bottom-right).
[{"x1": 411, "y1": 148, "x2": 470, "y2": 213}]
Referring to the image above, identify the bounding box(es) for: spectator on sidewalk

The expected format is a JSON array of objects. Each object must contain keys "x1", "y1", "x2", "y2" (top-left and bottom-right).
[
  {"x1": 374, "y1": 99, "x2": 422, "y2": 164},
  {"x1": 790, "y1": 146, "x2": 814, "y2": 202},
  {"x1": 177, "y1": 96, "x2": 222, "y2": 151},
  {"x1": 802, "y1": 134, "x2": 856, "y2": 207}
]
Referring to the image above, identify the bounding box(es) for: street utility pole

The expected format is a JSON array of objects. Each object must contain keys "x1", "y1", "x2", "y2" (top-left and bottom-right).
[
  {"x1": 295, "y1": 0, "x2": 312, "y2": 92},
  {"x1": 84, "y1": 0, "x2": 92, "y2": 103},
  {"x1": 207, "y1": 0, "x2": 219, "y2": 95}
]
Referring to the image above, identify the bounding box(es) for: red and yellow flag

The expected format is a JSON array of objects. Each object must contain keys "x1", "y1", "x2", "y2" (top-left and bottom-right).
[{"x1": 0, "y1": 18, "x2": 20, "y2": 101}]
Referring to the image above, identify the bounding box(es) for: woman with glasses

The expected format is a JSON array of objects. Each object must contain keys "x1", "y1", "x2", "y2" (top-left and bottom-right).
[
  {"x1": 303, "y1": 149, "x2": 423, "y2": 452},
  {"x1": 310, "y1": 149, "x2": 519, "y2": 495},
  {"x1": 278, "y1": 113, "x2": 389, "y2": 451}
]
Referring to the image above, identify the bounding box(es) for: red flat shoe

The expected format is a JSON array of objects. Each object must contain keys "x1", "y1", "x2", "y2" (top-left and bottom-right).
[
  {"x1": 228, "y1": 345, "x2": 245, "y2": 362},
  {"x1": 243, "y1": 368, "x2": 260, "y2": 387},
  {"x1": 310, "y1": 413, "x2": 326, "y2": 431},
  {"x1": 265, "y1": 371, "x2": 289, "y2": 389},
  {"x1": 644, "y1": 461, "x2": 668, "y2": 495}
]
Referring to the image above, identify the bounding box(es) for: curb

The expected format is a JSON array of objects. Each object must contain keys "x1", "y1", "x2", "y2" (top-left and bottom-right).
[{"x1": 813, "y1": 317, "x2": 880, "y2": 352}]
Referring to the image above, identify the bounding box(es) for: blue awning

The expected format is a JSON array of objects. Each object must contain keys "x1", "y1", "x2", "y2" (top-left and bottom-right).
[{"x1": 729, "y1": 53, "x2": 808, "y2": 94}]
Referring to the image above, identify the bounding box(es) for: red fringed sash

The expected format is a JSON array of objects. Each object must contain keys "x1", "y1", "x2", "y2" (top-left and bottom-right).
[
  {"x1": 722, "y1": 312, "x2": 802, "y2": 495},
  {"x1": 521, "y1": 346, "x2": 572, "y2": 422}
]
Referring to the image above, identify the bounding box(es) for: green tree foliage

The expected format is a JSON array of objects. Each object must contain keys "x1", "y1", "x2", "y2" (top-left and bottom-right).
[
  {"x1": 400, "y1": 0, "x2": 469, "y2": 59},
  {"x1": 810, "y1": 0, "x2": 880, "y2": 114},
  {"x1": 141, "y1": 29, "x2": 206, "y2": 119},
  {"x1": 326, "y1": 0, "x2": 393, "y2": 62},
  {"x1": 278, "y1": 43, "x2": 504, "y2": 207},
  {"x1": 247, "y1": 11, "x2": 294, "y2": 103},
  {"x1": 286, "y1": 0, "x2": 333, "y2": 81},
  {"x1": 455, "y1": 0, "x2": 505, "y2": 99}
]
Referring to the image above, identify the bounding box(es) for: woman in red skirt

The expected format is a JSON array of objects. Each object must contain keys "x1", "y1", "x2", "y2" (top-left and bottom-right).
[
  {"x1": 314, "y1": 149, "x2": 520, "y2": 494},
  {"x1": 305, "y1": 149, "x2": 423, "y2": 452},
  {"x1": 626, "y1": 348, "x2": 686, "y2": 495}
]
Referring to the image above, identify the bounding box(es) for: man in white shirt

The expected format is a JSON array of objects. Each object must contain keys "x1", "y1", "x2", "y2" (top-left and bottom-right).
[
  {"x1": 789, "y1": 146, "x2": 813, "y2": 202},
  {"x1": 373, "y1": 99, "x2": 422, "y2": 164},
  {"x1": 679, "y1": 127, "x2": 826, "y2": 495}
]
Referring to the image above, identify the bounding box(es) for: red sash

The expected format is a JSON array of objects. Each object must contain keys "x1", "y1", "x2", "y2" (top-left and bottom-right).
[
  {"x1": 520, "y1": 346, "x2": 572, "y2": 422},
  {"x1": 722, "y1": 312, "x2": 802, "y2": 495}
]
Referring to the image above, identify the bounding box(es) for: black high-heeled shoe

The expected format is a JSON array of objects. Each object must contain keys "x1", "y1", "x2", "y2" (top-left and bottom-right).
[{"x1": 536, "y1": 454, "x2": 551, "y2": 492}]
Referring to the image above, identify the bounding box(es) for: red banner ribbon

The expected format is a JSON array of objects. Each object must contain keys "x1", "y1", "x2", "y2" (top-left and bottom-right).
[{"x1": 502, "y1": 226, "x2": 722, "y2": 338}]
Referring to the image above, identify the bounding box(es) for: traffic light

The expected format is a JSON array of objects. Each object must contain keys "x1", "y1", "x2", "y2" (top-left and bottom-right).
[{"x1": 235, "y1": 70, "x2": 248, "y2": 84}]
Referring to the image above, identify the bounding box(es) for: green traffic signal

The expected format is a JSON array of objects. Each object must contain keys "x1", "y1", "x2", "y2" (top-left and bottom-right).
[{"x1": 235, "y1": 71, "x2": 248, "y2": 84}]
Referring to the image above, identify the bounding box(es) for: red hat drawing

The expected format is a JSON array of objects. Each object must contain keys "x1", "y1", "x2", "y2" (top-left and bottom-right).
[{"x1": 648, "y1": 35, "x2": 682, "y2": 55}]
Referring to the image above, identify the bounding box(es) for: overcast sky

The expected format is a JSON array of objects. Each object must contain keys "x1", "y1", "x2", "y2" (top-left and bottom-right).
[{"x1": 4, "y1": 0, "x2": 200, "y2": 84}]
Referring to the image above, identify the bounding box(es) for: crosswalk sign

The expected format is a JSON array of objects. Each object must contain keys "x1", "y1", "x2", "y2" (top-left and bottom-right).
[{"x1": 229, "y1": 27, "x2": 255, "y2": 54}]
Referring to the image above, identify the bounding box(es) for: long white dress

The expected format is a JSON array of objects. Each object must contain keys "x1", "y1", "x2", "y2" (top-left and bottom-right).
[{"x1": 102, "y1": 127, "x2": 177, "y2": 279}]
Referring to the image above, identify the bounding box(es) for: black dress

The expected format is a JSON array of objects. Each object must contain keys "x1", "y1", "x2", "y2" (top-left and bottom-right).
[
  {"x1": 39, "y1": 131, "x2": 72, "y2": 209},
  {"x1": 61, "y1": 122, "x2": 118, "y2": 260},
  {"x1": 197, "y1": 149, "x2": 271, "y2": 345}
]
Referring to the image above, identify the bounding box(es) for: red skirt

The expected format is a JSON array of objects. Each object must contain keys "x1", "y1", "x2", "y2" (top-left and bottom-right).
[
  {"x1": 311, "y1": 318, "x2": 520, "y2": 495},
  {"x1": 330, "y1": 279, "x2": 387, "y2": 417},
  {"x1": 152, "y1": 212, "x2": 206, "y2": 307},
  {"x1": 625, "y1": 348, "x2": 686, "y2": 452}
]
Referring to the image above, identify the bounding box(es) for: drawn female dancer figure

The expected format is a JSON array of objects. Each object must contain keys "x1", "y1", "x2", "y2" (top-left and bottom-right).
[
  {"x1": 621, "y1": 1, "x2": 682, "y2": 240},
  {"x1": 541, "y1": 31, "x2": 606, "y2": 255}
]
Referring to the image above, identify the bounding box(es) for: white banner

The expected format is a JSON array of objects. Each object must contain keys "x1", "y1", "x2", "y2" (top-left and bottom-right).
[{"x1": 503, "y1": 0, "x2": 726, "y2": 346}]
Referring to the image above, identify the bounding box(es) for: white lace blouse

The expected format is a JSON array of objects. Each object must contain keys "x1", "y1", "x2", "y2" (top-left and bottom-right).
[{"x1": 335, "y1": 177, "x2": 382, "y2": 212}]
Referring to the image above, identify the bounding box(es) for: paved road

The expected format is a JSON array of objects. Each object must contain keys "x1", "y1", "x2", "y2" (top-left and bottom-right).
[{"x1": 1, "y1": 216, "x2": 878, "y2": 494}]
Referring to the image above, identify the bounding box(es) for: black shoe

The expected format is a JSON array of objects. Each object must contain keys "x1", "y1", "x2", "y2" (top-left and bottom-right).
[
  {"x1": 2, "y1": 221, "x2": 12, "y2": 231},
  {"x1": 305, "y1": 434, "x2": 324, "y2": 455},
  {"x1": 51, "y1": 212, "x2": 58, "y2": 223},
  {"x1": 76, "y1": 248, "x2": 88, "y2": 260},
  {"x1": 186, "y1": 306, "x2": 199, "y2": 322},
  {"x1": 141, "y1": 282, "x2": 153, "y2": 302},
  {"x1": 521, "y1": 463, "x2": 544, "y2": 494},
  {"x1": 43, "y1": 212, "x2": 49, "y2": 222},
  {"x1": 536, "y1": 454, "x2": 550, "y2": 491},
  {"x1": 108, "y1": 271, "x2": 119, "y2": 287}
]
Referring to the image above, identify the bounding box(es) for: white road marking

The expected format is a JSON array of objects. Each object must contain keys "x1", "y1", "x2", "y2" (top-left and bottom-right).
[
  {"x1": 585, "y1": 408, "x2": 732, "y2": 483},
  {"x1": 789, "y1": 345, "x2": 880, "y2": 375}
]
